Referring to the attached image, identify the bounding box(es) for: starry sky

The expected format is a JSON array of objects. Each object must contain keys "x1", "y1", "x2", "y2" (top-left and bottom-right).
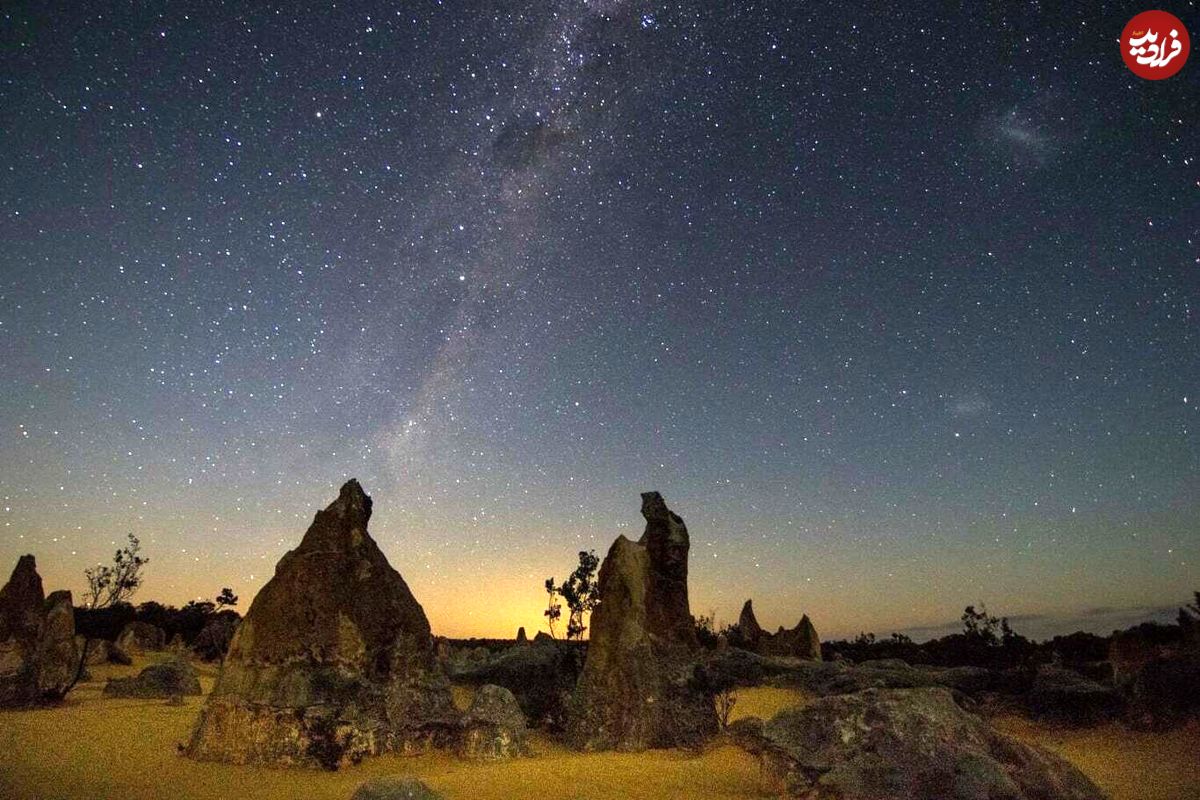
[{"x1": 1, "y1": 1, "x2": 1196, "y2": 641}]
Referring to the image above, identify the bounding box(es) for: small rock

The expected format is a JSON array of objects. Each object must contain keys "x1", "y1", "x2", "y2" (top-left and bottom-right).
[{"x1": 350, "y1": 777, "x2": 444, "y2": 800}]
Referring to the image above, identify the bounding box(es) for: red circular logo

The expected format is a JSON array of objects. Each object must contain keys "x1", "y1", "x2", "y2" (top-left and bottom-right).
[{"x1": 1121, "y1": 10, "x2": 1190, "y2": 79}]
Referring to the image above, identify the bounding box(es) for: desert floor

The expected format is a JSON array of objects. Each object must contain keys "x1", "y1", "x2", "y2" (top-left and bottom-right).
[{"x1": 1, "y1": 655, "x2": 1197, "y2": 800}]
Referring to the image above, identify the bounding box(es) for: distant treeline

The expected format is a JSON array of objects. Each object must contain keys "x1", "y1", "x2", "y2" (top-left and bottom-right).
[
  {"x1": 822, "y1": 620, "x2": 1185, "y2": 670},
  {"x1": 75, "y1": 599, "x2": 241, "y2": 647}
]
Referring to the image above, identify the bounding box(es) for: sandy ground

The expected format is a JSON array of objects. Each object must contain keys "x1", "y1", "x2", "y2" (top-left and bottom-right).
[{"x1": 1, "y1": 656, "x2": 1196, "y2": 800}]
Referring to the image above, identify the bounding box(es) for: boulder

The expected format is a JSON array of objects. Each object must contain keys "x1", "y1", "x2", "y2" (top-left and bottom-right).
[
  {"x1": 186, "y1": 480, "x2": 457, "y2": 769},
  {"x1": 104, "y1": 656, "x2": 202, "y2": 698},
  {"x1": 566, "y1": 492, "x2": 717, "y2": 751},
  {"x1": 116, "y1": 620, "x2": 166, "y2": 653},
  {"x1": 532, "y1": 631, "x2": 554, "y2": 644},
  {"x1": 457, "y1": 684, "x2": 529, "y2": 760},
  {"x1": 192, "y1": 614, "x2": 239, "y2": 662},
  {"x1": 448, "y1": 637, "x2": 583, "y2": 728},
  {"x1": 351, "y1": 777, "x2": 444, "y2": 800},
  {"x1": 0, "y1": 555, "x2": 45, "y2": 707},
  {"x1": 1028, "y1": 665, "x2": 1121, "y2": 724},
  {"x1": 36, "y1": 590, "x2": 79, "y2": 697},
  {"x1": 739, "y1": 687, "x2": 1107, "y2": 799}
]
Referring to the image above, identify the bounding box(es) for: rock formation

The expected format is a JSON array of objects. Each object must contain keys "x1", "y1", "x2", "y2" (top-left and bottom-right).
[
  {"x1": 733, "y1": 600, "x2": 822, "y2": 661},
  {"x1": 515, "y1": 626, "x2": 528, "y2": 645},
  {"x1": 76, "y1": 636, "x2": 113, "y2": 666},
  {"x1": 734, "y1": 687, "x2": 1106, "y2": 799},
  {"x1": 566, "y1": 492, "x2": 717, "y2": 751},
  {"x1": 115, "y1": 621, "x2": 166, "y2": 653},
  {"x1": 0, "y1": 557, "x2": 82, "y2": 705},
  {"x1": 447, "y1": 636, "x2": 583, "y2": 729},
  {"x1": 104, "y1": 655, "x2": 201, "y2": 698},
  {"x1": 760, "y1": 614, "x2": 822, "y2": 660},
  {"x1": 0, "y1": 556, "x2": 45, "y2": 707},
  {"x1": 36, "y1": 590, "x2": 79, "y2": 697},
  {"x1": 737, "y1": 599, "x2": 763, "y2": 646},
  {"x1": 186, "y1": 480, "x2": 456, "y2": 768},
  {"x1": 457, "y1": 684, "x2": 529, "y2": 760}
]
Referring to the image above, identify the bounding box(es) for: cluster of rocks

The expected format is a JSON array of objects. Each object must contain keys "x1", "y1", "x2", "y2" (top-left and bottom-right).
[
  {"x1": 445, "y1": 634, "x2": 583, "y2": 729},
  {"x1": 166, "y1": 480, "x2": 1118, "y2": 800},
  {"x1": 733, "y1": 598, "x2": 822, "y2": 660},
  {"x1": 0, "y1": 555, "x2": 80, "y2": 706}
]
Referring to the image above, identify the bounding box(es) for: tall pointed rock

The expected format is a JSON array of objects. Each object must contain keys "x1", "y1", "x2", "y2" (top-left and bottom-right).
[
  {"x1": 0, "y1": 555, "x2": 45, "y2": 707},
  {"x1": 566, "y1": 492, "x2": 717, "y2": 751},
  {"x1": 186, "y1": 480, "x2": 455, "y2": 768},
  {"x1": 738, "y1": 599, "x2": 763, "y2": 646},
  {"x1": 37, "y1": 590, "x2": 79, "y2": 697}
]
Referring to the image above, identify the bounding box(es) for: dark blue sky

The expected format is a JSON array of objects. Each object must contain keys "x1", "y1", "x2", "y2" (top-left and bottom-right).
[{"x1": 1, "y1": 1, "x2": 1196, "y2": 638}]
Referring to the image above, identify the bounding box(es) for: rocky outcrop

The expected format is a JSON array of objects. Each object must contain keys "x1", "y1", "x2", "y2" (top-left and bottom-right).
[
  {"x1": 104, "y1": 656, "x2": 201, "y2": 698},
  {"x1": 116, "y1": 621, "x2": 166, "y2": 653},
  {"x1": 36, "y1": 590, "x2": 78, "y2": 697},
  {"x1": 186, "y1": 480, "x2": 457, "y2": 769},
  {"x1": 737, "y1": 687, "x2": 1107, "y2": 799},
  {"x1": 0, "y1": 556, "x2": 45, "y2": 707},
  {"x1": 457, "y1": 684, "x2": 529, "y2": 760},
  {"x1": 515, "y1": 626, "x2": 528, "y2": 645},
  {"x1": 566, "y1": 492, "x2": 717, "y2": 751},
  {"x1": 732, "y1": 600, "x2": 821, "y2": 661}
]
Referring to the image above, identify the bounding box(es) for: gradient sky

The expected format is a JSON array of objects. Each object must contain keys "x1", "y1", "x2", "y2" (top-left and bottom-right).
[{"x1": 1, "y1": 1, "x2": 1196, "y2": 641}]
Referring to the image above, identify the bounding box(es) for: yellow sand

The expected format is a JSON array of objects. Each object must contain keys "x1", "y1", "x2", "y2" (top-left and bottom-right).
[
  {"x1": 1, "y1": 661, "x2": 1196, "y2": 800},
  {"x1": 994, "y1": 715, "x2": 1200, "y2": 800}
]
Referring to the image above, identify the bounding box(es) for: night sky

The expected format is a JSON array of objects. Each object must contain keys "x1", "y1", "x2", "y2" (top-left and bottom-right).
[{"x1": 1, "y1": 2, "x2": 1196, "y2": 641}]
